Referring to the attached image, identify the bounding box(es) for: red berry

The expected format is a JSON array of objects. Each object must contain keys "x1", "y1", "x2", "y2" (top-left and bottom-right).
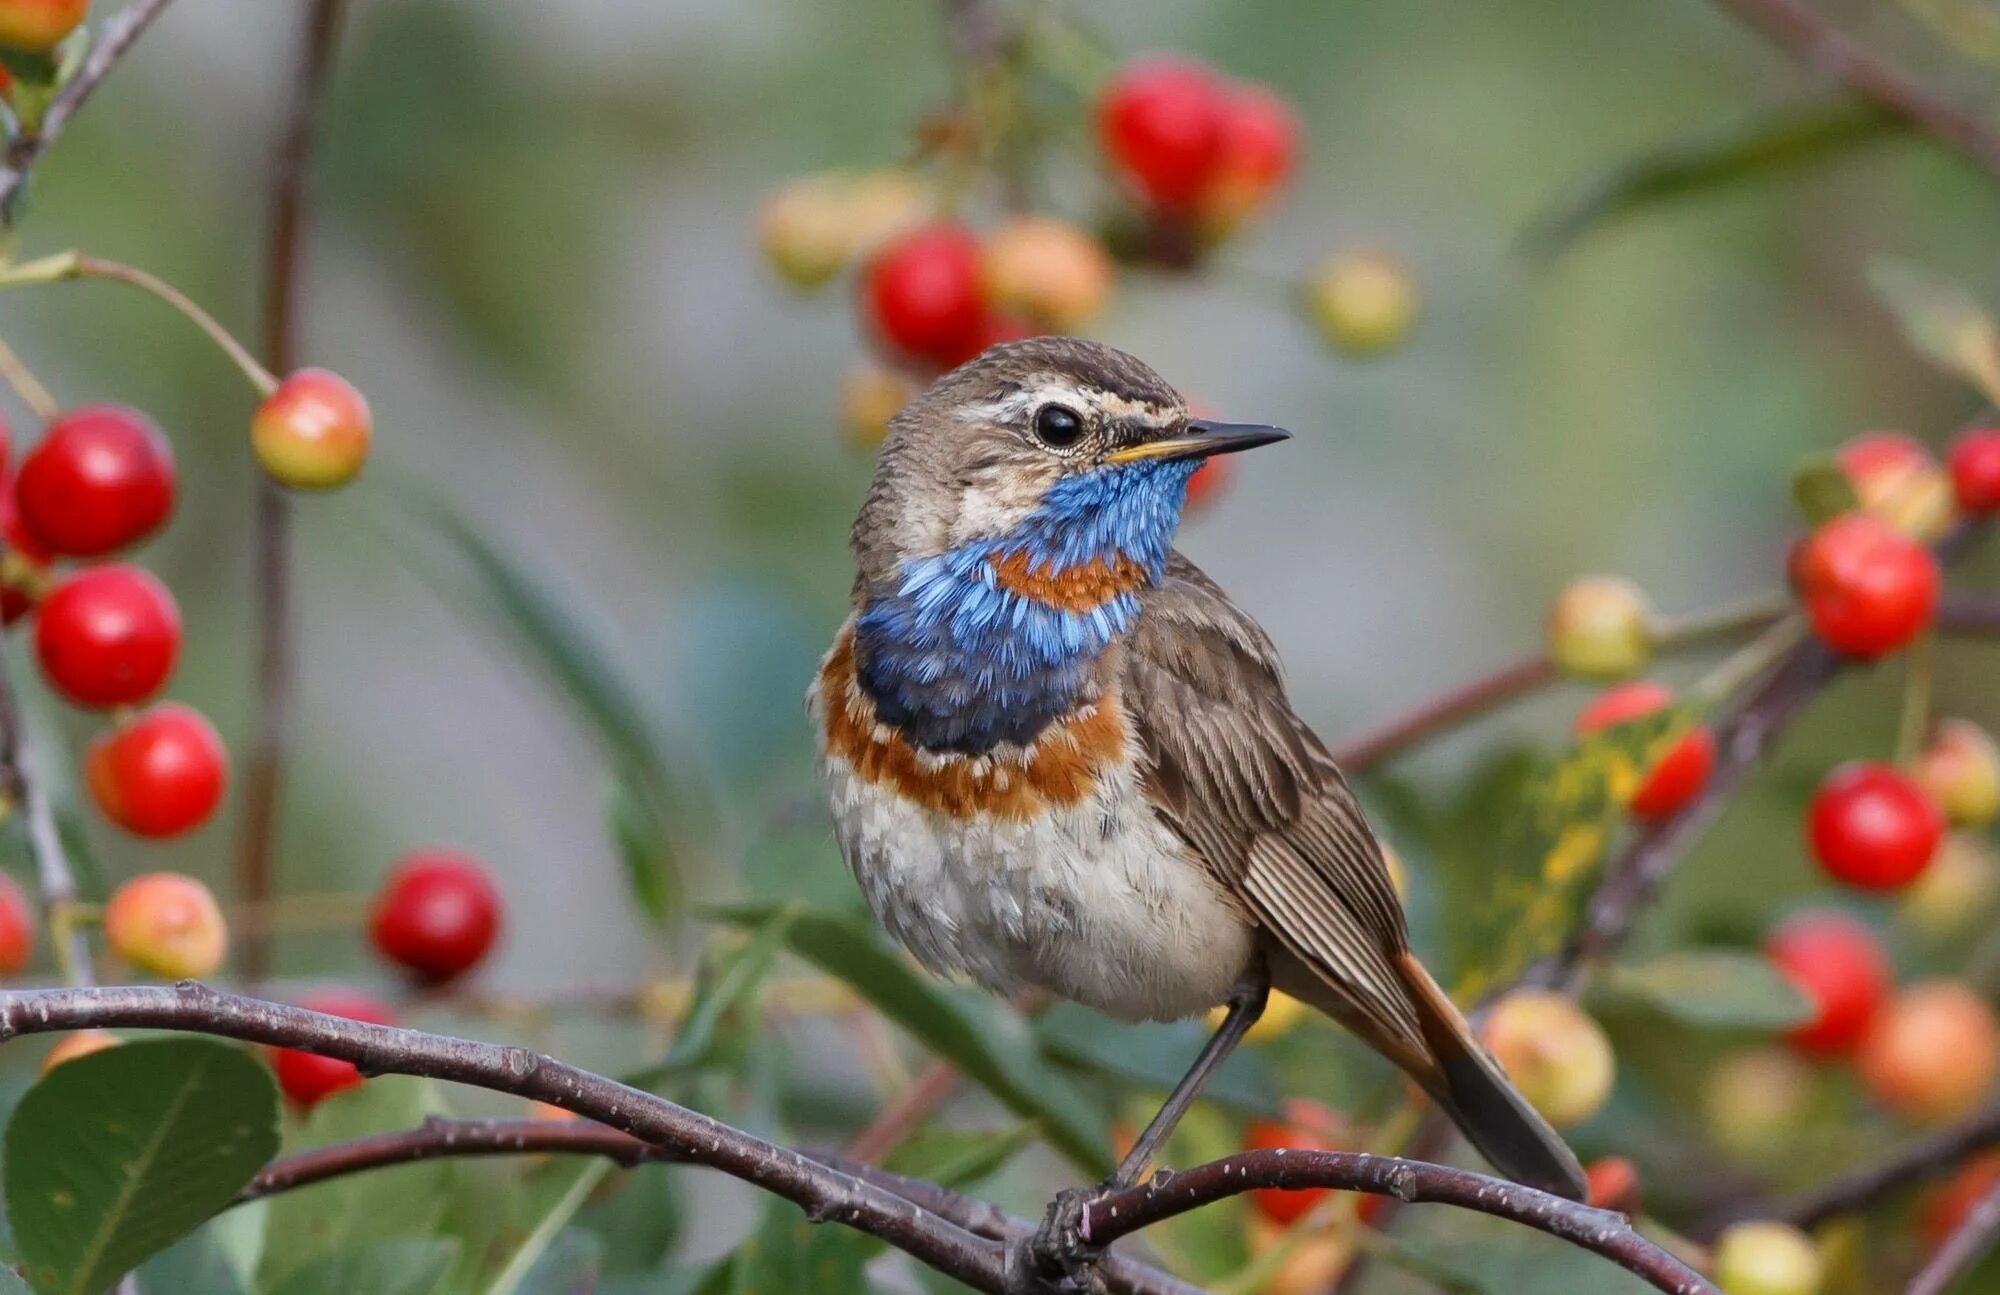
[
  {"x1": 252, "y1": 369, "x2": 373, "y2": 491},
  {"x1": 0, "y1": 872, "x2": 34, "y2": 976},
  {"x1": 0, "y1": 474, "x2": 50, "y2": 628},
  {"x1": 1807, "y1": 762, "x2": 1944, "y2": 891},
  {"x1": 1765, "y1": 911, "x2": 1888, "y2": 1058},
  {"x1": 33, "y1": 566, "x2": 180, "y2": 709},
  {"x1": 1573, "y1": 681, "x2": 1716, "y2": 821},
  {"x1": 369, "y1": 849, "x2": 502, "y2": 983},
  {"x1": 16, "y1": 406, "x2": 175, "y2": 558},
  {"x1": 269, "y1": 991, "x2": 396, "y2": 1107},
  {"x1": 86, "y1": 704, "x2": 228, "y2": 838},
  {"x1": 1583, "y1": 1156, "x2": 1642, "y2": 1214},
  {"x1": 862, "y1": 224, "x2": 988, "y2": 370},
  {"x1": 1792, "y1": 514, "x2": 1939, "y2": 658},
  {"x1": 1200, "y1": 83, "x2": 1300, "y2": 227},
  {"x1": 1947, "y1": 427, "x2": 2000, "y2": 513},
  {"x1": 1184, "y1": 456, "x2": 1231, "y2": 512},
  {"x1": 1098, "y1": 57, "x2": 1229, "y2": 215},
  {"x1": 1245, "y1": 1099, "x2": 1348, "y2": 1226}
]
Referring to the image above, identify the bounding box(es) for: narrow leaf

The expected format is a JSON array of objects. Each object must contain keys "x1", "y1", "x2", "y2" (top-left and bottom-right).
[
  {"x1": 1595, "y1": 950, "x2": 1813, "y2": 1029},
  {"x1": 482, "y1": 1160, "x2": 614, "y2": 1295},
  {"x1": 268, "y1": 1238, "x2": 458, "y2": 1295},
  {"x1": 1870, "y1": 258, "x2": 2000, "y2": 404},
  {"x1": 1525, "y1": 100, "x2": 1897, "y2": 257},
  {"x1": 5, "y1": 1039, "x2": 281, "y2": 1295},
  {"x1": 607, "y1": 774, "x2": 679, "y2": 929},
  {"x1": 713, "y1": 904, "x2": 1111, "y2": 1175}
]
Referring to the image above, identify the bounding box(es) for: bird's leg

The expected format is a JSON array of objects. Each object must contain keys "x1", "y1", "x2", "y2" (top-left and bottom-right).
[
  {"x1": 1017, "y1": 959, "x2": 1270, "y2": 1292},
  {"x1": 1111, "y1": 956, "x2": 1270, "y2": 1188}
]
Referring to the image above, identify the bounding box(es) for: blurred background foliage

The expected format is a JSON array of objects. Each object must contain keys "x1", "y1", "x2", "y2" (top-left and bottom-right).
[{"x1": 1, "y1": 0, "x2": 1999, "y2": 1291}]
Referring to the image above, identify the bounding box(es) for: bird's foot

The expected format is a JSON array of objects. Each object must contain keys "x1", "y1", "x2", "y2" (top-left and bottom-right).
[{"x1": 1009, "y1": 1185, "x2": 1109, "y2": 1295}]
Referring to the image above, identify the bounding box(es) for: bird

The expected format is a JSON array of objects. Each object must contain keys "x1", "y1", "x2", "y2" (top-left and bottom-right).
[{"x1": 807, "y1": 336, "x2": 1587, "y2": 1246}]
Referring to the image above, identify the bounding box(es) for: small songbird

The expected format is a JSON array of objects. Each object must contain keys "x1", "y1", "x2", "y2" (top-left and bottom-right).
[{"x1": 809, "y1": 337, "x2": 1586, "y2": 1222}]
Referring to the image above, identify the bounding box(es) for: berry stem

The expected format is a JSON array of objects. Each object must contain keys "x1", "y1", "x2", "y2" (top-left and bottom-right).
[
  {"x1": 1651, "y1": 592, "x2": 1790, "y2": 650},
  {"x1": 0, "y1": 334, "x2": 60, "y2": 420},
  {"x1": 1691, "y1": 614, "x2": 1810, "y2": 707},
  {"x1": 71, "y1": 256, "x2": 280, "y2": 394},
  {"x1": 1896, "y1": 631, "x2": 1935, "y2": 766}
]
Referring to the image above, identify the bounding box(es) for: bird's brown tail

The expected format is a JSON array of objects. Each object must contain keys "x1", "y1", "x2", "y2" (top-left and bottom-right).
[{"x1": 1396, "y1": 952, "x2": 1588, "y2": 1202}]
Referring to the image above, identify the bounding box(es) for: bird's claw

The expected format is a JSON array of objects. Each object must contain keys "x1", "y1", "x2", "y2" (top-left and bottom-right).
[{"x1": 1009, "y1": 1186, "x2": 1109, "y2": 1294}]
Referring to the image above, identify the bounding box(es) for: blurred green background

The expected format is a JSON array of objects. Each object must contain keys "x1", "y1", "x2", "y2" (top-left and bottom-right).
[{"x1": 3, "y1": 0, "x2": 2000, "y2": 1287}]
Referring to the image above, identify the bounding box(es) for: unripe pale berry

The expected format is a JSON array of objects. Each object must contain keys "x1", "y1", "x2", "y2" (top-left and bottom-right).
[
  {"x1": 1911, "y1": 718, "x2": 2000, "y2": 829},
  {"x1": 0, "y1": 871, "x2": 33, "y2": 975},
  {"x1": 1899, "y1": 835, "x2": 1999, "y2": 940},
  {"x1": 1946, "y1": 427, "x2": 2000, "y2": 512},
  {"x1": 269, "y1": 991, "x2": 396, "y2": 1107},
  {"x1": 838, "y1": 364, "x2": 912, "y2": 450},
  {"x1": 1574, "y1": 681, "x2": 1715, "y2": 820},
  {"x1": 757, "y1": 170, "x2": 932, "y2": 290},
  {"x1": 1098, "y1": 57, "x2": 1229, "y2": 216},
  {"x1": 252, "y1": 369, "x2": 372, "y2": 491},
  {"x1": 980, "y1": 216, "x2": 1114, "y2": 331},
  {"x1": 85, "y1": 703, "x2": 228, "y2": 838},
  {"x1": 1711, "y1": 1221, "x2": 1823, "y2": 1295},
  {"x1": 369, "y1": 849, "x2": 502, "y2": 983},
  {"x1": 1807, "y1": 762, "x2": 1943, "y2": 892},
  {"x1": 1547, "y1": 575, "x2": 1653, "y2": 679},
  {"x1": 1791, "y1": 514, "x2": 1938, "y2": 659},
  {"x1": 103, "y1": 871, "x2": 227, "y2": 980},
  {"x1": 1304, "y1": 250, "x2": 1419, "y2": 357},
  {"x1": 1703, "y1": 1046, "x2": 1816, "y2": 1160},
  {"x1": 1764, "y1": 911, "x2": 1887, "y2": 1058},
  {"x1": 16, "y1": 405, "x2": 175, "y2": 557},
  {"x1": 40, "y1": 1030, "x2": 120, "y2": 1076},
  {"x1": 1835, "y1": 432, "x2": 1955, "y2": 543},
  {"x1": 1858, "y1": 980, "x2": 1999, "y2": 1123},
  {"x1": 0, "y1": 0, "x2": 89, "y2": 53},
  {"x1": 1479, "y1": 990, "x2": 1615, "y2": 1129},
  {"x1": 34, "y1": 565, "x2": 180, "y2": 709}
]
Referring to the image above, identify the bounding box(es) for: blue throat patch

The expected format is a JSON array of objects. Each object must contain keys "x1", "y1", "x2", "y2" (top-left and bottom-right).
[{"x1": 854, "y1": 459, "x2": 1198, "y2": 754}]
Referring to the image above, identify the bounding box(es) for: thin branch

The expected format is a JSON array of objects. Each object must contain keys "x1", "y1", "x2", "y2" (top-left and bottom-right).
[
  {"x1": 1909, "y1": 1176, "x2": 2000, "y2": 1295},
  {"x1": 0, "y1": 647, "x2": 91, "y2": 987},
  {"x1": 1772, "y1": 1105, "x2": 2000, "y2": 1233},
  {"x1": 0, "y1": 0, "x2": 179, "y2": 223},
  {"x1": 847, "y1": 1056, "x2": 963, "y2": 1163},
  {"x1": 1082, "y1": 1149, "x2": 1716, "y2": 1295},
  {"x1": 1330, "y1": 654, "x2": 1557, "y2": 771},
  {"x1": 0, "y1": 337, "x2": 60, "y2": 420},
  {"x1": 1940, "y1": 590, "x2": 2000, "y2": 637},
  {"x1": 236, "y1": 0, "x2": 348, "y2": 985},
  {"x1": 1710, "y1": 0, "x2": 2000, "y2": 179},
  {"x1": 69, "y1": 256, "x2": 277, "y2": 393}
]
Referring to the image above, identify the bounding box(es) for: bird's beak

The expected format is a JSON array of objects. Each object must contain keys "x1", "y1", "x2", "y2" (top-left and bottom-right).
[{"x1": 1102, "y1": 418, "x2": 1292, "y2": 465}]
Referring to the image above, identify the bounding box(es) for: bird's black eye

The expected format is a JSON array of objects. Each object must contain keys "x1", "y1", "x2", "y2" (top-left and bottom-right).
[{"x1": 1033, "y1": 404, "x2": 1084, "y2": 449}]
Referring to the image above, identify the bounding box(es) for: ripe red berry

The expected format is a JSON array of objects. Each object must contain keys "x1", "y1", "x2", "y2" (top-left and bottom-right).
[
  {"x1": 369, "y1": 849, "x2": 502, "y2": 983},
  {"x1": 85, "y1": 704, "x2": 228, "y2": 838},
  {"x1": 862, "y1": 224, "x2": 988, "y2": 370},
  {"x1": 0, "y1": 474, "x2": 50, "y2": 628},
  {"x1": 1244, "y1": 1099, "x2": 1348, "y2": 1226},
  {"x1": 16, "y1": 405, "x2": 175, "y2": 558},
  {"x1": 1098, "y1": 57, "x2": 1229, "y2": 216},
  {"x1": 0, "y1": 871, "x2": 34, "y2": 976},
  {"x1": 269, "y1": 991, "x2": 396, "y2": 1107},
  {"x1": 33, "y1": 565, "x2": 180, "y2": 709},
  {"x1": 1947, "y1": 427, "x2": 2000, "y2": 513},
  {"x1": 1573, "y1": 681, "x2": 1716, "y2": 821},
  {"x1": 1184, "y1": 456, "x2": 1231, "y2": 512},
  {"x1": 1765, "y1": 911, "x2": 1888, "y2": 1058},
  {"x1": 1807, "y1": 762, "x2": 1944, "y2": 891},
  {"x1": 1583, "y1": 1156, "x2": 1641, "y2": 1214},
  {"x1": 1200, "y1": 83, "x2": 1300, "y2": 229},
  {"x1": 1791, "y1": 513, "x2": 1939, "y2": 658},
  {"x1": 252, "y1": 369, "x2": 373, "y2": 491}
]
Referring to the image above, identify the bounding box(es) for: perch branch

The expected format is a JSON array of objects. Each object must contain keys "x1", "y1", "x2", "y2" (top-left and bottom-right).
[{"x1": 0, "y1": 0, "x2": 179, "y2": 222}]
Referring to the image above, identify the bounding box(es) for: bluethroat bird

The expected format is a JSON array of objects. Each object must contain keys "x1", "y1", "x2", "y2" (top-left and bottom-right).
[{"x1": 809, "y1": 337, "x2": 1587, "y2": 1252}]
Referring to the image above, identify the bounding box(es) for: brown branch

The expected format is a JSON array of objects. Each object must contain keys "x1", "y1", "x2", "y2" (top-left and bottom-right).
[
  {"x1": 1330, "y1": 654, "x2": 1557, "y2": 771},
  {"x1": 1910, "y1": 1174, "x2": 2000, "y2": 1295},
  {"x1": 236, "y1": 0, "x2": 348, "y2": 985},
  {"x1": 1712, "y1": 0, "x2": 2000, "y2": 179},
  {"x1": 0, "y1": 636, "x2": 92, "y2": 987},
  {"x1": 1755, "y1": 1105, "x2": 2000, "y2": 1234},
  {"x1": 0, "y1": 0, "x2": 179, "y2": 223},
  {"x1": 847, "y1": 1056, "x2": 964, "y2": 1163},
  {"x1": 1083, "y1": 1149, "x2": 1716, "y2": 1295},
  {"x1": 1940, "y1": 590, "x2": 2000, "y2": 638}
]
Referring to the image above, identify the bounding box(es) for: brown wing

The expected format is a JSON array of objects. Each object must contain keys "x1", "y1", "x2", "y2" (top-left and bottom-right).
[{"x1": 1122, "y1": 552, "x2": 1426, "y2": 1062}]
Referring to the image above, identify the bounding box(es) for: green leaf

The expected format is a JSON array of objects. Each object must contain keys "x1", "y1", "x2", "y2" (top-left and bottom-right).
[
  {"x1": 1869, "y1": 258, "x2": 2000, "y2": 404},
  {"x1": 482, "y1": 1160, "x2": 615, "y2": 1295},
  {"x1": 4, "y1": 1039, "x2": 281, "y2": 1295},
  {"x1": 1036, "y1": 1004, "x2": 1280, "y2": 1116},
  {"x1": 625, "y1": 907, "x2": 799, "y2": 1089},
  {"x1": 269, "y1": 1238, "x2": 459, "y2": 1295},
  {"x1": 1594, "y1": 950, "x2": 1812, "y2": 1029},
  {"x1": 728, "y1": 1196, "x2": 868, "y2": 1295},
  {"x1": 1792, "y1": 454, "x2": 1861, "y2": 526},
  {"x1": 256, "y1": 1077, "x2": 455, "y2": 1290},
  {"x1": 713, "y1": 904, "x2": 1112, "y2": 1175},
  {"x1": 1524, "y1": 100, "x2": 1897, "y2": 257},
  {"x1": 514, "y1": 1228, "x2": 604, "y2": 1295},
  {"x1": 1454, "y1": 709, "x2": 1690, "y2": 1000},
  {"x1": 607, "y1": 774, "x2": 679, "y2": 929}
]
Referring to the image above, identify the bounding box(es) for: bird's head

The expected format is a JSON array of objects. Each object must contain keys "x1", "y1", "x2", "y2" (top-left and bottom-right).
[{"x1": 851, "y1": 336, "x2": 1288, "y2": 585}]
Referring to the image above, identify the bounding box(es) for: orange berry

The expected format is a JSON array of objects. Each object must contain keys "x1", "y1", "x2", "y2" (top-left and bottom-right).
[
  {"x1": 0, "y1": 0, "x2": 88, "y2": 53},
  {"x1": 1858, "y1": 981, "x2": 1999, "y2": 1123},
  {"x1": 980, "y1": 216, "x2": 1114, "y2": 332},
  {"x1": 103, "y1": 871, "x2": 227, "y2": 979},
  {"x1": 40, "y1": 1029, "x2": 120, "y2": 1075},
  {"x1": 251, "y1": 368, "x2": 372, "y2": 491},
  {"x1": 838, "y1": 364, "x2": 912, "y2": 449}
]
